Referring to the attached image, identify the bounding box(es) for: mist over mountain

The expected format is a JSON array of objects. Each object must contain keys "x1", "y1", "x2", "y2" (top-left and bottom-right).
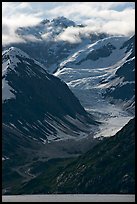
[{"x1": 3, "y1": 17, "x2": 109, "y2": 72}]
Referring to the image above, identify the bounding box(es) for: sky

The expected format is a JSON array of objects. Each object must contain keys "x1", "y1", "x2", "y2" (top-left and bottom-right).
[{"x1": 2, "y1": 2, "x2": 135, "y2": 45}]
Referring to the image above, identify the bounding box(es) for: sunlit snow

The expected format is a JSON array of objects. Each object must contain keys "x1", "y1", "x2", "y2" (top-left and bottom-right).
[{"x1": 55, "y1": 36, "x2": 134, "y2": 138}]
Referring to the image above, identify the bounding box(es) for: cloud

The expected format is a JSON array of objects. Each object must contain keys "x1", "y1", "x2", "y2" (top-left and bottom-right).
[
  {"x1": 21, "y1": 35, "x2": 42, "y2": 42},
  {"x1": 56, "y1": 27, "x2": 82, "y2": 44},
  {"x1": 55, "y1": 4, "x2": 135, "y2": 43},
  {"x1": 2, "y1": 2, "x2": 42, "y2": 45},
  {"x1": 85, "y1": 8, "x2": 135, "y2": 36},
  {"x1": 2, "y1": 15, "x2": 41, "y2": 45},
  {"x1": 2, "y1": 23, "x2": 25, "y2": 45},
  {"x1": 2, "y1": 2, "x2": 135, "y2": 45},
  {"x1": 48, "y1": 2, "x2": 135, "y2": 37},
  {"x1": 55, "y1": 11, "x2": 135, "y2": 44},
  {"x1": 47, "y1": 2, "x2": 135, "y2": 22},
  {"x1": 18, "y1": 2, "x2": 31, "y2": 9}
]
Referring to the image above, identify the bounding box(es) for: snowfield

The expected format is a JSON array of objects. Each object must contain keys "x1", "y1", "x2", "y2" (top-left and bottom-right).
[{"x1": 55, "y1": 36, "x2": 134, "y2": 138}]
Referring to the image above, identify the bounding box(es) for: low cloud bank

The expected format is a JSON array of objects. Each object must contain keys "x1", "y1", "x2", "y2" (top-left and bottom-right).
[{"x1": 2, "y1": 2, "x2": 135, "y2": 45}]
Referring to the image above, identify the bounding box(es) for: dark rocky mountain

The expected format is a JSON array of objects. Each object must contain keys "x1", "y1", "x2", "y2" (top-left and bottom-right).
[
  {"x1": 2, "y1": 47, "x2": 97, "y2": 151},
  {"x1": 2, "y1": 47, "x2": 99, "y2": 195},
  {"x1": 8, "y1": 118, "x2": 135, "y2": 194}
]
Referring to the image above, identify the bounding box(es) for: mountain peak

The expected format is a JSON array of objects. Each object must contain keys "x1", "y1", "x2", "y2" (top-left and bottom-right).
[
  {"x1": 51, "y1": 16, "x2": 75, "y2": 27},
  {"x1": 40, "y1": 19, "x2": 50, "y2": 25},
  {"x1": 2, "y1": 46, "x2": 47, "y2": 77},
  {"x1": 2, "y1": 47, "x2": 30, "y2": 59}
]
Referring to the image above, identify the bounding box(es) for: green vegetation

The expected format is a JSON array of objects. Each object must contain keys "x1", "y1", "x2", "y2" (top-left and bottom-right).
[{"x1": 10, "y1": 118, "x2": 135, "y2": 194}]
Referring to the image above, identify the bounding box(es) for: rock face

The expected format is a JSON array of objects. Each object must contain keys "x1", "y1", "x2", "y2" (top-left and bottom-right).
[{"x1": 104, "y1": 35, "x2": 135, "y2": 112}]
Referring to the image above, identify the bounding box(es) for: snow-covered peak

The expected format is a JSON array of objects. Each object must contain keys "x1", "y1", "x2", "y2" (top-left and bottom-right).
[
  {"x1": 16, "y1": 17, "x2": 76, "y2": 41},
  {"x1": 40, "y1": 19, "x2": 50, "y2": 25},
  {"x1": 59, "y1": 36, "x2": 128, "y2": 69},
  {"x1": 2, "y1": 46, "x2": 48, "y2": 76},
  {"x1": 51, "y1": 16, "x2": 75, "y2": 27},
  {"x1": 2, "y1": 47, "x2": 48, "y2": 103},
  {"x1": 87, "y1": 36, "x2": 128, "y2": 50},
  {"x1": 2, "y1": 47, "x2": 30, "y2": 60},
  {"x1": 2, "y1": 47, "x2": 31, "y2": 77}
]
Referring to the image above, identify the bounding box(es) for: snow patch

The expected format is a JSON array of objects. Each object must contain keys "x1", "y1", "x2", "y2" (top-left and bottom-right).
[
  {"x1": 2, "y1": 78, "x2": 15, "y2": 102},
  {"x1": 2, "y1": 156, "x2": 10, "y2": 161}
]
